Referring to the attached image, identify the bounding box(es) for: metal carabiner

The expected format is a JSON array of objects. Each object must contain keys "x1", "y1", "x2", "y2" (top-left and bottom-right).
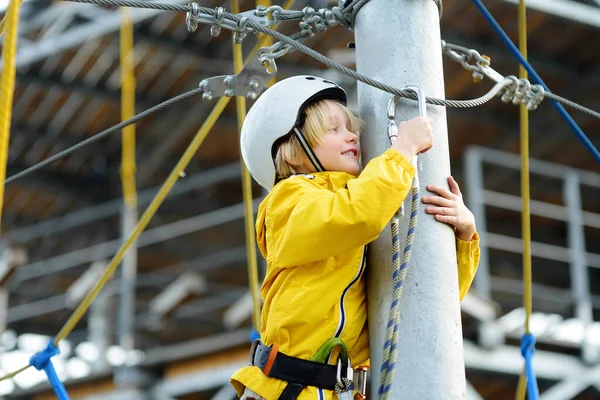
[
  {"x1": 387, "y1": 85, "x2": 427, "y2": 144},
  {"x1": 387, "y1": 85, "x2": 427, "y2": 217},
  {"x1": 335, "y1": 356, "x2": 353, "y2": 399}
]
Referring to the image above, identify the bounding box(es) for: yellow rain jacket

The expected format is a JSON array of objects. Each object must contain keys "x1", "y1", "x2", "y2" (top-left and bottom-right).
[{"x1": 231, "y1": 148, "x2": 480, "y2": 400}]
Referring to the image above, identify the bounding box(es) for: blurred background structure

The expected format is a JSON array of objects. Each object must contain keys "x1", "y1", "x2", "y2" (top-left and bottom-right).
[{"x1": 0, "y1": 0, "x2": 598, "y2": 398}]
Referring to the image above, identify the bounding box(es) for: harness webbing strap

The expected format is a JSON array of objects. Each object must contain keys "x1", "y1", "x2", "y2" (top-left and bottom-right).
[{"x1": 279, "y1": 382, "x2": 306, "y2": 400}]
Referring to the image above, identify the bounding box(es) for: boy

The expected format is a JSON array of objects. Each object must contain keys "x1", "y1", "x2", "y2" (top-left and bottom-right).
[{"x1": 231, "y1": 76, "x2": 480, "y2": 400}]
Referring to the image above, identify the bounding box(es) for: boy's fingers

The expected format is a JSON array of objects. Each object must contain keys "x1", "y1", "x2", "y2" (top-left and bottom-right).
[
  {"x1": 448, "y1": 176, "x2": 462, "y2": 196},
  {"x1": 426, "y1": 206, "x2": 455, "y2": 215},
  {"x1": 422, "y1": 196, "x2": 453, "y2": 207},
  {"x1": 434, "y1": 214, "x2": 457, "y2": 225},
  {"x1": 426, "y1": 184, "x2": 455, "y2": 199}
]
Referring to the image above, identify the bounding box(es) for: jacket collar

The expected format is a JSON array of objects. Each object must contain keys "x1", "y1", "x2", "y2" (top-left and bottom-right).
[{"x1": 290, "y1": 171, "x2": 357, "y2": 191}]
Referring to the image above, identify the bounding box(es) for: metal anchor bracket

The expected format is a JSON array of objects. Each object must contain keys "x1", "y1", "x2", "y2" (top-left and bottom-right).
[{"x1": 197, "y1": 55, "x2": 277, "y2": 101}]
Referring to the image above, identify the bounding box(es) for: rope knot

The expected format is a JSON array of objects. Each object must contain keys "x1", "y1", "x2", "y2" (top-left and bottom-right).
[
  {"x1": 520, "y1": 333, "x2": 536, "y2": 359},
  {"x1": 30, "y1": 340, "x2": 60, "y2": 371}
]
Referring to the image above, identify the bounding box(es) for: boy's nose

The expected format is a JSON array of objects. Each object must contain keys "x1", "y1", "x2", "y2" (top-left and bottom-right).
[{"x1": 346, "y1": 131, "x2": 358, "y2": 143}]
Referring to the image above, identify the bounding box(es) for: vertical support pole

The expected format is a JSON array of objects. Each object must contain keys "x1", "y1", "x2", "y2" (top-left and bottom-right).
[
  {"x1": 89, "y1": 287, "x2": 110, "y2": 372},
  {"x1": 564, "y1": 173, "x2": 596, "y2": 364},
  {"x1": 465, "y1": 149, "x2": 502, "y2": 350},
  {"x1": 0, "y1": 246, "x2": 26, "y2": 338},
  {"x1": 354, "y1": 1, "x2": 467, "y2": 398},
  {"x1": 464, "y1": 148, "x2": 490, "y2": 299},
  {"x1": 117, "y1": 205, "x2": 138, "y2": 384},
  {"x1": 0, "y1": 287, "x2": 8, "y2": 339}
]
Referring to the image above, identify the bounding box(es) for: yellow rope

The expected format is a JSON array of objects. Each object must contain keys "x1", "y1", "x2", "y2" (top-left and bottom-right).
[
  {"x1": 232, "y1": 0, "x2": 261, "y2": 333},
  {"x1": 120, "y1": 7, "x2": 137, "y2": 208},
  {"x1": 0, "y1": 0, "x2": 21, "y2": 233},
  {"x1": 516, "y1": 0, "x2": 532, "y2": 398},
  {"x1": 0, "y1": 0, "x2": 22, "y2": 36},
  {"x1": 0, "y1": 365, "x2": 29, "y2": 381},
  {"x1": 55, "y1": 96, "x2": 230, "y2": 343}
]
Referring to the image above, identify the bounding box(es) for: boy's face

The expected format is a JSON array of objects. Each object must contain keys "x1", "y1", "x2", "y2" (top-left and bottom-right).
[{"x1": 312, "y1": 100, "x2": 360, "y2": 176}]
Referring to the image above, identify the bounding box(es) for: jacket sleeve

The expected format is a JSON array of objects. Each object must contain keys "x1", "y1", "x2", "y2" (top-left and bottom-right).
[
  {"x1": 267, "y1": 148, "x2": 416, "y2": 268},
  {"x1": 456, "y1": 232, "x2": 481, "y2": 301}
]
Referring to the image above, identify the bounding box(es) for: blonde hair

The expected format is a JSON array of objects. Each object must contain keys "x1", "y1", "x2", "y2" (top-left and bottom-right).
[{"x1": 274, "y1": 100, "x2": 363, "y2": 180}]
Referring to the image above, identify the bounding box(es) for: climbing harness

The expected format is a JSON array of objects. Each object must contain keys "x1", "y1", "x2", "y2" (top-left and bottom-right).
[
  {"x1": 378, "y1": 86, "x2": 425, "y2": 400},
  {"x1": 248, "y1": 338, "x2": 368, "y2": 400}
]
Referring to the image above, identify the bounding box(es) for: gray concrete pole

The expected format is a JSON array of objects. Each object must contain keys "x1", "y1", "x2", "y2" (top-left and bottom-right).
[{"x1": 354, "y1": 1, "x2": 467, "y2": 398}]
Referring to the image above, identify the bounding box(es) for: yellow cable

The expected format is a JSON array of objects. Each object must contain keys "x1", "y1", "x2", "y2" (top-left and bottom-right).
[
  {"x1": 516, "y1": 0, "x2": 531, "y2": 398},
  {"x1": 55, "y1": 96, "x2": 230, "y2": 343},
  {"x1": 232, "y1": 0, "x2": 261, "y2": 333},
  {"x1": 120, "y1": 7, "x2": 137, "y2": 208},
  {"x1": 0, "y1": 0, "x2": 21, "y2": 234},
  {"x1": 0, "y1": 365, "x2": 29, "y2": 382},
  {"x1": 0, "y1": 0, "x2": 22, "y2": 36}
]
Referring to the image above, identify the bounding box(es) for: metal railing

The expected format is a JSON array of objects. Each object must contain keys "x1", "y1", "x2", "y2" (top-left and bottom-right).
[{"x1": 464, "y1": 146, "x2": 600, "y2": 363}]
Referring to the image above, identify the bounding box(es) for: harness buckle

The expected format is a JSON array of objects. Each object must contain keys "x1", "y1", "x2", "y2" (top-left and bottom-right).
[
  {"x1": 248, "y1": 338, "x2": 261, "y2": 365},
  {"x1": 354, "y1": 366, "x2": 369, "y2": 398}
]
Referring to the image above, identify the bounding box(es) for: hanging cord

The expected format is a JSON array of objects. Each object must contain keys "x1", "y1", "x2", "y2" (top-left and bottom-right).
[
  {"x1": 50, "y1": 96, "x2": 229, "y2": 343},
  {"x1": 0, "y1": 0, "x2": 21, "y2": 232},
  {"x1": 516, "y1": 1, "x2": 538, "y2": 399},
  {"x1": 5, "y1": 87, "x2": 203, "y2": 185},
  {"x1": 232, "y1": 0, "x2": 261, "y2": 340},
  {"x1": 471, "y1": 0, "x2": 600, "y2": 165},
  {"x1": 120, "y1": 6, "x2": 137, "y2": 209}
]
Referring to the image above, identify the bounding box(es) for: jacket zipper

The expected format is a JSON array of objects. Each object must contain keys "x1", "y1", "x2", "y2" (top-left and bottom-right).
[{"x1": 334, "y1": 246, "x2": 367, "y2": 338}]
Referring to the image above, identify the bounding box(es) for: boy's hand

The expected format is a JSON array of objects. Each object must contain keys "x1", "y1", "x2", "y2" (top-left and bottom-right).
[
  {"x1": 392, "y1": 116, "x2": 434, "y2": 160},
  {"x1": 422, "y1": 176, "x2": 476, "y2": 241}
]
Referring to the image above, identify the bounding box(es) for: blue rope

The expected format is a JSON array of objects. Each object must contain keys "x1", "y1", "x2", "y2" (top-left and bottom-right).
[
  {"x1": 378, "y1": 184, "x2": 419, "y2": 400},
  {"x1": 520, "y1": 333, "x2": 540, "y2": 400},
  {"x1": 249, "y1": 328, "x2": 261, "y2": 343},
  {"x1": 471, "y1": 0, "x2": 600, "y2": 165},
  {"x1": 29, "y1": 340, "x2": 71, "y2": 400}
]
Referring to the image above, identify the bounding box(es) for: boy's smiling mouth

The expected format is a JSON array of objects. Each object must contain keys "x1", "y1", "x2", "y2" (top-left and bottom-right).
[{"x1": 342, "y1": 148, "x2": 358, "y2": 158}]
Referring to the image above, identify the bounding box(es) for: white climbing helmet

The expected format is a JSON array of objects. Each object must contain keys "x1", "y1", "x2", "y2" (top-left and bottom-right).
[{"x1": 240, "y1": 75, "x2": 347, "y2": 191}]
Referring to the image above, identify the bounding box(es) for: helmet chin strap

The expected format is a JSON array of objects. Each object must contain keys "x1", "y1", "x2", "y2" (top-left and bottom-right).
[{"x1": 293, "y1": 127, "x2": 324, "y2": 172}]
